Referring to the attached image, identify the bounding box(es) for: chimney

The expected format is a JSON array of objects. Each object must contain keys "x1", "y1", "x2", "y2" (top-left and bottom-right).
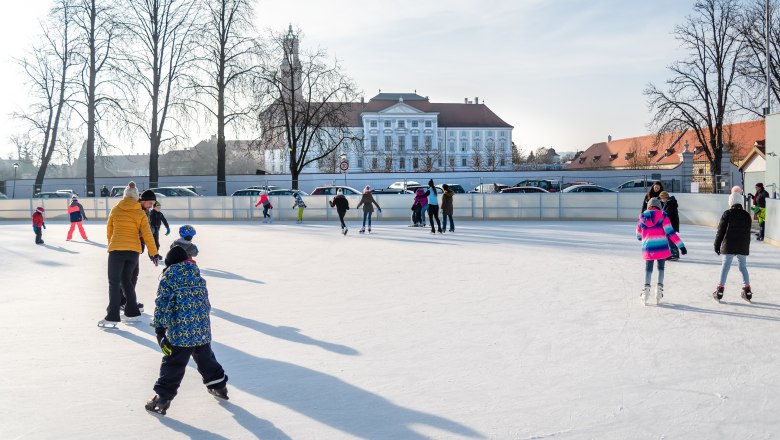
[
  {"x1": 607, "y1": 134, "x2": 612, "y2": 143},
  {"x1": 464, "y1": 98, "x2": 468, "y2": 104},
  {"x1": 475, "y1": 97, "x2": 479, "y2": 104},
  {"x1": 360, "y1": 96, "x2": 364, "y2": 104}
]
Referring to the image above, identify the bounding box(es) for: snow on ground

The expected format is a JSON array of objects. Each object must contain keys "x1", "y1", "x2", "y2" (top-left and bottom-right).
[{"x1": 1, "y1": 219, "x2": 779, "y2": 439}]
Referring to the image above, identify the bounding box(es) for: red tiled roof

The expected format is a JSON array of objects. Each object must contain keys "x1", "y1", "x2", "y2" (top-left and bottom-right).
[{"x1": 566, "y1": 120, "x2": 765, "y2": 170}]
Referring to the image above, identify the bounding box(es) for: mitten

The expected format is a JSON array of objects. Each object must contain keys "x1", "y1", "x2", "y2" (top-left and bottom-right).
[
  {"x1": 150, "y1": 254, "x2": 162, "y2": 266},
  {"x1": 680, "y1": 247, "x2": 687, "y2": 255},
  {"x1": 155, "y1": 329, "x2": 173, "y2": 356},
  {"x1": 165, "y1": 228, "x2": 170, "y2": 236}
]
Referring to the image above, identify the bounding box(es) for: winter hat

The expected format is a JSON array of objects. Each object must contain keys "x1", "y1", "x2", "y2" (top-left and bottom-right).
[
  {"x1": 179, "y1": 224, "x2": 196, "y2": 238},
  {"x1": 153, "y1": 201, "x2": 161, "y2": 208},
  {"x1": 416, "y1": 188, "x2": 425, "y2": 196},
  {"x1": 658, "y1": 191, "x2": 669, "y2": 199},
  {"x1": 728, "y1": 186, "x2": 743, "y2": 207},
  {"x1": 647, "y1": 197, "x2": 663, "y2": 210},
  {"x1": 35, "y1": 206, "x2": 45, "y2": 214},
  {"x1": 164, "y1": 245, "x2": 189, "y2": 267},
  {"x1": 363, "y1": 185, "x2": 371, "y2": 193},
  {"x1": 139, "y1": 189, "x2": 156, "y2": 202},
  {"x1": 336, "y1": 189, "x2": 343, "y2": 196},
  {"x1": 71, "y1": 194, "x2": 78, "y2": 200},
  {"x1": 756, "y1": 182, "x2": 764, "y2": 189},
  {"x1": 123, "y1": 181, "x2": 139, "y2": 199}
]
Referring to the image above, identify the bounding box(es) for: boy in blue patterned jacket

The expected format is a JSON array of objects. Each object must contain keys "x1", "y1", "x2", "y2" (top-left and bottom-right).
[{"x1": 145, "y1": 246, "x2": 228, "y2": 415}]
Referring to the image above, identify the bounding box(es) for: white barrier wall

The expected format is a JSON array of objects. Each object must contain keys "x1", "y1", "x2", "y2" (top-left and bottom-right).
[{"x1": 766, "y1": 199, "x2": 779, "y2": 246}]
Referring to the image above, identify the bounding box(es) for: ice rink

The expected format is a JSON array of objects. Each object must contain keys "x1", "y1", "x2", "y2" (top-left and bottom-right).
[{"x1": 1, "y1": 219, "x2": 779, "y2": 439}]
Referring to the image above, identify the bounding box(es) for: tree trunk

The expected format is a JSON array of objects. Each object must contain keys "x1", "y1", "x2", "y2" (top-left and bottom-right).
[
  {"x1": 216, "y1": 49, "x2": 227, "y2": 196},
  {"x1": 85, "y1": 0, "x2": 97, "y2": 197}
]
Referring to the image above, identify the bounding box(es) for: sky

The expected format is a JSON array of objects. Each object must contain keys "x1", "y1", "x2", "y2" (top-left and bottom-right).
[{"x1": 0, "y1": 0, "x2": 696, "y2": 160}]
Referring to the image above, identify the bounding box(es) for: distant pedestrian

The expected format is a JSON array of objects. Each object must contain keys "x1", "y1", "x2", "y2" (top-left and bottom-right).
[
  {"x1": 67, "y1": 195, "x2": 89, "y2": 241},
  {"x1": 148, "y1": 201, "x2": 171, "y2": 250},
  {"x1": 750, "y1": 182, "x2": 769, "y2": 241},
  {"x1": 329, "y1": 189, "x2": 350, "y2": 235},
  {"x1": 356, "y1": 185, "x2": 381, "y2": 234},
  {"x1": 255, "y1": 193, "x2": 273, "y2": 223},
  {"x1": 637, "y1": 197, "x2": 686, "y2": 305},
  {"x1": 425, "y1": 179, "x2": 442, "y2": 234},
  {"x1": 658, "y1": 191, "x2": 679, "y2": 260},
  {"x1": 713, "y1": 187, "x2": 754, "y2": 303},
  {"x1": 641, "y1": 181, "x2": 665, "y2": 213},
  {"x1": 441, "y1": 184, "x2": 455, "y2": 233},
  {"x1": 292, "y1": 191, "x2": 307, "y2": 223},
  {"x1": 100, "y1": 185, "x2": 110, "y2": 197},
  {"x1": 32, "y1": 206, "x2": 46, "y2": 245}
]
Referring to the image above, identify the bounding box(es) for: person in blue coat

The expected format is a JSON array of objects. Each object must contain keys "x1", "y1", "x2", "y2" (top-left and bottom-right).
[{"x1": 424, "y1": 179, "x2": 442, "y2": 234}]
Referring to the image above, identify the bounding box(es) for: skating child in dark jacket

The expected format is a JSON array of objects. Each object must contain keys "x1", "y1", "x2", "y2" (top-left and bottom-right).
[
  {"x1": 146, "y1": 246, "x2": 228, "y2": 415},
  {"x1": 255, "y1": 193, "x2": 273, "y2": 223},
  {"x1": 66, "y1": 195, "x2": 88, "y2": 241},
  {"x1": 329, "y1": 189, "x2": 350, "y2": 234},
  {"x1": 32, "y1": 207, "x2": 45, "y2": 244},
  {"x1": 148, "y1": 201, "x2": 170, "y2": 249},
  {"x1": 170, "y1": 225, "x2": 199, "y2": 258},
  {"x1": 659, "y1": 191, "x2": 680, "y2": 260}
]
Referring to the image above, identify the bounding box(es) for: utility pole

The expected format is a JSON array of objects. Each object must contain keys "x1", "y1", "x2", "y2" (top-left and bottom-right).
[{"x1": 767, "y1": 0, "x2": 772, "y2": 115}]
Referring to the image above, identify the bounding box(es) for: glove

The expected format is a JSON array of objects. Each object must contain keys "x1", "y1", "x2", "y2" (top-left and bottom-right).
[
  {"x1": 636, "y1": 234, "x2": 641, "y2": 241},
  {"x1": 155, "y1": 329, "x2": 173, "y2": 356},
  {"x1": 42, "y1": 223, "x2": 46, "y2": 229},
  {"x1": 714, "y1": 246, "x2": 721, "y2": 255},
  {"x1": 165, "y1": 228, "x2": 170, "y2": 236},
  {"x1": 150, "y1": 254, "x2": 162, "y2": 266},
  {"x1": 378, "y1": 208, "x2": 382, "y2": 213},
  {"x1": 680, "y1": 247, "x2": 687, "y2": 255}
]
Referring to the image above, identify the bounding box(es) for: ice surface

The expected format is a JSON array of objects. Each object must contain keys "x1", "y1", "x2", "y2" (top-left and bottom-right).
[{"x1": 1, "y1": 220, "x2": 779, "y2": 439}]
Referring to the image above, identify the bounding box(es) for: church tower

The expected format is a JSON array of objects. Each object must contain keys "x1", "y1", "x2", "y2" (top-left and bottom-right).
[{"x1": 281, "y1": 25, "x2": 302, "y2": 102}]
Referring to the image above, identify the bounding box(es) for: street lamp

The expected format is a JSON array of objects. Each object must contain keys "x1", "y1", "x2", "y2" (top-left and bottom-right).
[{"x1": 12, "y1": 162, "x2": 19, "y2": 198}]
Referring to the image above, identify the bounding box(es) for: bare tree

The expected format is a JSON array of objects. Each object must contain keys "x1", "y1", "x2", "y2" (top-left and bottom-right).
[
  {"x1": 418, "y1": 139, "x2": 441, "y2": 172},
  {"x1": 738, "y1": 0, "x2": 779, "y2": 114},
  {"x1": 117, "y1": 0, "x2": 200, "y2": 188},
  {"x1": 511, "y1": 142, "x2": 526, "y2": 169},
  {"x1": 645, "y1": 0, "x2": 746, "y2": 193},
  {"x1": 14, "y1": 1, "x2": 78, "y2": 194},
  {"x1": 256, "y1": 27, "x2": 361, "y2": 190},
  {"x1": 193, "y1": 0, "x2": 258, "y2": 195},
  {"x1": 9, "y1": 133, "x2": 39, "y2": 163},
  {"x1": 626, "y1": 139, "x2": 652, "y2": 169}
]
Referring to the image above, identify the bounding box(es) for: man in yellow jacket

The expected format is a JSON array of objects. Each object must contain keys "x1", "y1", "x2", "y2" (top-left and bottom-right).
[{"x1": 99, "y1": 182, "x2": 161, "y2": 327}]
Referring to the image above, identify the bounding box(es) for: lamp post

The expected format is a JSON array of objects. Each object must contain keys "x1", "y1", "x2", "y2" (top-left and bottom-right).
[{"x1": 12, "y1": 162, "x2": 19, "y2": 198}]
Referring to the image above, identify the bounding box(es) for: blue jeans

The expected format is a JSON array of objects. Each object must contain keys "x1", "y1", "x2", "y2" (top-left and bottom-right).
[
  {"x1": 719, "y1": 254, "x2": 749, "y2": 286},
  {"x1": 644, "y1": 259, "x2": 665, "y2": 285},
  {"x1": 442, "y1": 214, "x2": 454, "y2": 231},
  {"x1": 362, "y1": 211, "x2": 372, "y2": 228}
]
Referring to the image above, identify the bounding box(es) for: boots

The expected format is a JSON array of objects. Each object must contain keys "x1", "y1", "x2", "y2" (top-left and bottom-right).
[
  {"x1": 655, "y1": 284, "x2": 664, "y2": 305},
  {"x1": 145, "y1": 395, "x2": 171, "y2": 415},
  {"x1": 741, "y1": 285, "x2": 752, "y2": 302},
  {"x1": 640, "y1": 284, "x2": 651, "y2": 305},
  {"x1": 713, "y1": 285, "x2": 724, "y2": 302}
]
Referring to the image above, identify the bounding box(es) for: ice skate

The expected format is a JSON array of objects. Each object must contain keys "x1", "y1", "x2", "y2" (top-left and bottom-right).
[
  {"x1": 368, "y1": 228, "x2": 371, "y2": 234},
  {"x1": 145, "y1": 395, "x2": 171, "y2": 415},
  {"x1": 122, "y1": 315, "x2": 141, "y2": 323},
  {"x1": 97, "y1": 319, "x2": 119, "y2": 328},
  {"x1": 208, "y1": 386, "x2": 229, "y2": 400},
  {"x1": 713, "y1": 285, "x2": 724, "y2": 303},
  {"x1": 741, "y1": 285, "x2": 752, "y2": 303},
  {"x1": 262, "y1": 219, "x2": 267, "y2": 224},
  {"x1": 654, "y1": 284, "x2": 664, "y2": 305},
  {"x1": 359, "y1": 228, "x2": 365, "y2": 234},
  {"x1": 343, "y1": 227, "x2": 348, "y2": 236},
  {"x1": 640, "y1": 284, "x2": 650, "y2": 306}
]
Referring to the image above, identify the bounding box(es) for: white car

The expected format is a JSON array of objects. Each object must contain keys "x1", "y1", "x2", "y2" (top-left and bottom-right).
[
  {"x1": 614, "y1": 179, "x2": 652, "y2": 192},
  {"x1": 388, "y1": 181, "x2": 420, "y2": 190},
  {"x1": 562, "y1": 184, "x2": 617, "y2": 193}
]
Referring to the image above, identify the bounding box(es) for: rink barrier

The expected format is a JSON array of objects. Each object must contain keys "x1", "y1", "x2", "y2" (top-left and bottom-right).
[{"x1": 1, "y1": 193, "x2": 777, "y2": 241}]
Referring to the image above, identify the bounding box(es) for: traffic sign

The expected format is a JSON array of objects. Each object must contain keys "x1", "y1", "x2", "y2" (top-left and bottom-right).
[{"x1": 339, "y1": 161, "x2": 349, "y2": 171}]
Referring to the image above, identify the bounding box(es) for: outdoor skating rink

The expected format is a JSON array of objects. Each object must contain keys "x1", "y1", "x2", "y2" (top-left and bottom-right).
[{"x1": 1, "y1": 220, "x2": 779, "y2": 440}]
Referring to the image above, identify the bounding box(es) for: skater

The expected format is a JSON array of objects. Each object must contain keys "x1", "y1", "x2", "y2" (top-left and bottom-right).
[
  {"x1": 424, "y1": 179, "x2": 442, "y2": 234},
  {"x1": 146, "y1": 245, "x2": 229, "y2": 415},
  {"x1": 100, "y1": 185, "x2": 110, "y2": 197},
  {"x1": 412, "y1": 188, "x2": 427, "y2": 227},
  {"x1": 171, "y1": 225, "x2": 199, "y2": 258},
  {"x1": 292, "y1": 191, "x2": 307, "y2": 223},
  {"x1": 66, "y1": 195, "x2": 89, "y2": 241},
  {"x1": 148, "y1": 201, "x2": 171, "y2": 250},
  {"x1": 750, "y1": 182, "x2": 769, "y2": 241},
  {"x1": 713, "y1": 187, "x2": 754, "y2": 302},
  {"x1": 636, "y1": 197, "x2": 687, "y2": 305},
  {"x1": 356, "y1": 185, "x2": 381, "y2": 233},
  {"x1": 255, "y1": 193, "x2": 273, "y2": 223},
  {"x1": 441, "y1": 184, "x2": 455, "y2": 233},
  {"x1": 329, "y1": 189, "x2": 350, "y2": 234},
  {"x1": 659, "y1": 191, "x2": 679, "y2": 260},
  {"x1": 99, "y1": 182, "x2": 161, "y2": 327},
  {"x1": 32, "y1": 206, "x2": 45, "y2": 244},
  {"x1": 641, "y1": 181, "x2": 665, "y2": 213}
]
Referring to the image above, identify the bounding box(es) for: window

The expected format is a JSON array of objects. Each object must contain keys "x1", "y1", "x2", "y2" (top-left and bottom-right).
[
  {"x1": 399, "y1": 157, "x2": 406, "y2": 169},
  {"x1": 449, "y1": 157, "x2": 455, "y2": 168},
  {"x1": 370, "y1": 136, "x2": 378, "y2": 150},
  {"x1": 425, "y1": 135, "x2": 432, "y2": 148},
  {"x1": 474, "y1": 140, "x2": 481, "y2": 150},
  {"x1": 474, "y1": 131, "x2": 480, "y2": 138},
  {"x1": 371, "y1": 158, "x2": 378, "y2": 169},
  {"x1": 425, "y1": 120, "x2": 431, "y2": 128},
  {"x1": 384, "y1": 136, "x2": 392, "y2": 151},
  {"x1": 412, "y1": 136, "x2": 419, "y2": 150},
  {"x1": 461, "y1": 158, "x2": 467, "y2": 167},
  {"x1": 488, "y1": 157, "x2": 494, "y2": 166},
  {"x1": 412, "y1": 121, "x2": 419, "y2": 128},
  {"x1": 438, "y1": 158, "x2": 442, "y2": 167},
  {"x1": 448, "y1": 130, "x2": 455, "y2": 138},
  {"x1": 398, "y1": 136, "x2": 405, "y2": 151},
  {"x1": 370, "y1": 120, "x2": 377, "y2": 128},
  {"x1": 500, "y1": 131, "x2": 506, "y2": 137},
  {"x1": 449, "y1": 140, "x2": 455, "y2": 152},
  {"x1": 412, "y1": 157, "x2": 419, "y2": 169},
  {"x1": 398, "y1": 120, "x2": 405, "y2": 128},
  {"x1": 460, "y1": 130, "x2": 467, "y2": 137},
  {"x1": 500, "y1": 158, "x2": 506, "y2": 167},
  {"x1": 357, "y1": 158, "x2": 364, "y2": 168},
  {"x1": 460, "y1": 140, "x2": 467, "y2": 151},
  {"x1": 384, "y1": 120, "x2": 391, "y2": 128},
  {"x1": 487, "y1": 130, "x2": 494, "y2": 137}
]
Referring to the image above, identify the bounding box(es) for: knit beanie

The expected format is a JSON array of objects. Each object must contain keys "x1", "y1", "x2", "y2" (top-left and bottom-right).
[
  {"x1": 164, "y1": 245, "x2": 189, "y2": 267},
  {"x1": 728, "y1": 186, "x2": 743, "y2": 207},
  {"x1": 139, "y1": 189, "x2": 157, "y2": 202},
  {"x1": 647, "y1": 197, "x2": 663, "y2": 210},
  {"x1": 123, "y1": 181, "x2": 139, "y2": 199}
]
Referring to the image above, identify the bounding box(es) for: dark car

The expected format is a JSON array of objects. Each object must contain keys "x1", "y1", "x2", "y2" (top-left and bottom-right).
[
  {"x1": 501, "y1": 186, "x2": 550, "y2": 193},
  {"x1": 232, "y1": 189, "x2": 265, "y2": 197},
  {"x1": 436, "y1": 184, "x2": 466, "y2": 194},
  {"x1": 514, "y1": 179, "x2": 561, "y2": 192},
  {"x1": 561, "y1": 184, "x2": 617, "y2": 193},
  {"x1": 371, "y1": 188, "x2": 413, "y2": 195},
  {"x1": 148, "y1": 187, "x2": 200, "y2": 197}
]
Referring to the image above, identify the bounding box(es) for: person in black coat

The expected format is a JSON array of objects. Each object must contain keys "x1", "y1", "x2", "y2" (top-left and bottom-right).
[
  {"x1": 750, "y1": 182, "x2": 770, "y2": 240},
  {"x1": 659, "y1": 191, "x2": 680, "y2": 259},
  {"x1": 641, "y1": 181, "x2": 664, "y2": 213},
  {"x1": 713, "y1": 188, "x2": 753, "y2": 302},
  {"x1": 329, "y1": 189, "x2": 350, "y2": 235}
]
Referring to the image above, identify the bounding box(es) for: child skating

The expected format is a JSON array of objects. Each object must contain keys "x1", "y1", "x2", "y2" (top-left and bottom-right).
[
  {"x1": 713, "y1": 187, "x2": 754, "y2": 303},
  {"x1": 441, "y1": 184, "x2": 455, "y2": 233},
  {"x1": 148, "y1": 201, "x2": 170, "y2": 249},
  {"x1": 412, "y1": 188, "x2": 427, "y2": 227},
  {"x1": 32, "y1": 207, "x2": 45, "y2": 245},
  {"x1": 636, "y1": 197, "x2": 687, "y2": 305},
  {"x1": 255, "y1": 193, "x2": 273, "y2": 223},
  {"x1": 146, "y1": 245, "x2": 228, "y2": 415},
  {"x1": 329, "y1": 189, "x2": 350, "y2": 235},
  {"x1": 292, "y1": 191, "x2": 307, "y2": 223},
  {"x1": 171, "y1": 225, "x2": 199, "y2": 258},
  {"x1": 356, "y1": 185, "x2": 381, "y2": 234},
  {"x1": 66, "y1": 195, "x2": 88, "y2": 241}
]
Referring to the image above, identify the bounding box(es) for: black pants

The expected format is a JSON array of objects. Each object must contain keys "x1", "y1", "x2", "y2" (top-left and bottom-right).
[
  {"x1": 151, "y1": 227, "x2": 161, "y2": 249},
  {"x1": 34, "y1": 226, "x2": 43, "y2": 244},
  {"x1": 412, "y1": 206, "x2": 422, "y2": 225},
  {"x1": 428, "y1": 204, "x2": 442, "y2": 233},
  {"x1": 154, "y1": 342, "x2": 227, "y2": 401},
  {"x1": 442, "y1": 213, "x2": 454, "y2": 231},
  {"x1": 119, "y1": 263, "x2": 140, "y2": 308},
  {"x1": 106, "y1": 251, "x2": 141, "y2": 321},
  {"x1": 337, "y1": 210, "x2": 347, "y2": 229}
]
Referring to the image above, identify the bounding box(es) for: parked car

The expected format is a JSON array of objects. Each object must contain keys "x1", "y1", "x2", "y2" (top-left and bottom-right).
[
  {"x1": 514, "y1": 179, "x2": 561, "y2": 192},
  {"x1": 33, "y1": 192, "x2": 71, "y2": 199},
  {"x1": 310, "y1": 185, "x2": 361, "y2": 195},
  {"x1": 469, "y1": 183, "x2": 509, "y2": 193},
  {"x1": 55, "y1": 189, "x2": 77, "y2": 196},
  {"x1": 0, "y1": 192, "x2": 8, "y2": 199},
  {"x1": 388, "y1": 181, "x2": 420, "y2": 190},
  {"x1": 561, "y1": 184, "x2": 617, "y2": 193},
  {"x1": 246, "y1": 185, "x2": 278, "y2": 192},
  {"x1": 371, "y1": 188, "x2": 413, "y2": 195},
  {"x1": 501, "y1": 186, "x2": 550, "y2": 193},
  {"x1": 148, "y1": 186, "x2": 200, "y2": 197},
  {"x1": 267, "y1": 189, "x2": 309, "y2": 196},
  {"x1": 614, "y1": 179, "x2": 653, "y2": 192},
  {"x1": 232, "y1": 189, "x2": 265, "y2": 197},
  {"x1": 436, "y1": 183, "x2": 466, "y2": 194},
  {"x1": 110, "y1": 186, "x2": 169, "y2": 198},
  {"x1": 560, "y1": 181, "x2": 593, "y2": 190}
]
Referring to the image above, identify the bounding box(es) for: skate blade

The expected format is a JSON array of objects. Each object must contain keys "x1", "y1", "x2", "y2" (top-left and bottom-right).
[{"x1": 97, "y1": 320, "x2": 118, "y2": 328}]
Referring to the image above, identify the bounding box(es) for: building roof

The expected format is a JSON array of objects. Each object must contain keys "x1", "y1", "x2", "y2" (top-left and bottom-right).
[
  {"x1": 343, "y1": 99, "x2": 513, "y2": 129},
  {"x1": 370, "y1": 93, "x2": 429, "y2": 102},
  {"x1": 566, "y1": 120, "x2": 765, "y2": 170},
  {"x1": 738, "y1": 142, "x2": 766, "y2": 172}
]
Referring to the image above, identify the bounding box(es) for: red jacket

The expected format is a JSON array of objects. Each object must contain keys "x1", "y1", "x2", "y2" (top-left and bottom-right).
[
  {"x1": 255, "y1": 194, "x2": 272, "y2": 208},
  {"x1": 32, "y1": 211, "x2": 44, "y2": 227}
]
